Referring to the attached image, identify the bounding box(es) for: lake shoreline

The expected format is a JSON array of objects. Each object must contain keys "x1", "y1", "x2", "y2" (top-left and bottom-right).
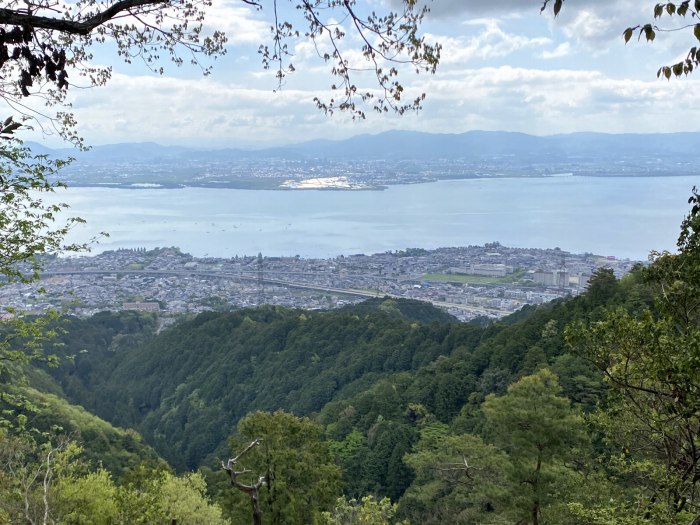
[{"x1": 63, "y1": 171, "x2": 694, "y2": 192}]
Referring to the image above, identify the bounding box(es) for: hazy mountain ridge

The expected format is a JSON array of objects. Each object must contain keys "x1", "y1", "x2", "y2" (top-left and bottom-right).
[
  {"x1": 25, "y1": 129, "x2": 698, "y2": 189},
  {"x1": 27, "y1": 129, "x2": 700, "y2": 163}
]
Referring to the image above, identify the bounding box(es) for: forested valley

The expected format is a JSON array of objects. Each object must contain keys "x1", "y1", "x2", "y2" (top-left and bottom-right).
[{"x1": 0, "y1": 193, "x2": 698, "y2": 524}]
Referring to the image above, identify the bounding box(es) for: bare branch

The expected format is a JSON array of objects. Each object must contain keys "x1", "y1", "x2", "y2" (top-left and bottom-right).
[
  {"x1": 0, "y1": 0, "x2": 168, "y2": 36},
  {"x1": 222, "y1": 438, "x2": 266, "y2": 525}
]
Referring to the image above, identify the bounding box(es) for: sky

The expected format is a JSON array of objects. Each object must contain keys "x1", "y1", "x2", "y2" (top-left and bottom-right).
[{"x1": 24, "y1": 0, "x2": 700, "y2": 147}]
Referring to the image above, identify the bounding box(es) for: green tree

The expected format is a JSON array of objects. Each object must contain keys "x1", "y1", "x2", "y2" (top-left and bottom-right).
[
  {"x1": 322, "y1": 495, "x2": 409, "y2": 525},
  {"x1": 481, "y1": 369, "x2": 588, "y2": 525},
  {"x1": 0, "y1": 119, "x2": 97, "y2": 438},
  {"x1": 565, "y1": 189, "x2": 700, "y2": 524},
  {"x1": 0, "y1": 434, "x2": 227, "y2": 525},
  {"x1": 147, "y1": 471, "x2": 231, "y2": 525},
  {"x1": 225, "y1": 411, "x2": 342, "y2": 525},
  {"x1": 328, "y1": 428, "x2": 370, "y2": 499},
  {"x1": 54, "y1": 468, "x2": 120, "y2": 525},
  {"x1": 401, "y1": 423, "x2": 510, "y2": 525},
  {"x1": 584, "y1": 268, "x2": 619, "y2": 308}
]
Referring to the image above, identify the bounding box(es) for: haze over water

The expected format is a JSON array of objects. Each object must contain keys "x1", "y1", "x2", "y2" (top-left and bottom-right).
[{"x1": 55, "y1": 176, "x2": 697, "y2": 261}]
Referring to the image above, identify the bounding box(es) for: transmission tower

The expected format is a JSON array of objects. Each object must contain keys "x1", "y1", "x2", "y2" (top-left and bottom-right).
[{"x1": 257, "y1": 252, "x2": 264, "y2": 306}]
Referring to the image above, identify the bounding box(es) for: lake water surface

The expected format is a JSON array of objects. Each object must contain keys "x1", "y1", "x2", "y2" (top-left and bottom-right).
[{"x1": 50, "y1": 176, "x2": 698, "y2": 260}]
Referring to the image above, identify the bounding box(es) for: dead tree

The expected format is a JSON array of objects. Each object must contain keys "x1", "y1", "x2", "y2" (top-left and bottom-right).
[{"x1": 222, "y1": 438, "x2": 266, "y2": 525}]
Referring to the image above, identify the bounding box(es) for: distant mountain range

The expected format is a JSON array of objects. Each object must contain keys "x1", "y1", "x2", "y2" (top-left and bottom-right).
[
  {"x1": 24, "y1": 129, "x2": 699, "y2": 189},
  {"x1": 26, "y1": 129, "x2": 700, "y2": 163}
]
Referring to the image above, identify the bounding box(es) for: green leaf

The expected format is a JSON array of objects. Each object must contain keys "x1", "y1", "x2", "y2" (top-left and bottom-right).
[
  {"x1": 623, "y1": 27, "x2": 634, "y2": 43},
  {"x1": 654, "y1": 3, "x2": 664, "y2": 17},
  {"x1": 553, "y1": 0, "x2": 563, "y2": 17},
  {"x1": 644, "y1": 24, "x2": 656, "y2": 41},
  {"x1": 667, "y1": 3, "x2": 677, "y2": 15},
  {"x1": 4, "y1": 122, "x2": 21, "y2": 134},
  {"x1": 694, "y1": 24, "x2": 700, "y2": 41}
]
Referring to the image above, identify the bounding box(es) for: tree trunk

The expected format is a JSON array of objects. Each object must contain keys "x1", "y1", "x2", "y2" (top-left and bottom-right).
[
  {"x1": 531, "y1": 501, "x2": 539, "y2": 525},
  {"x1": 223, "y1": 439, "x2": 266, "y2": 525},
  {"x1": 251, "y1": 487, "x2": 262, "y2": 525},
  {"x1": 531, "y1": 450, "x2": 541, "y2": 525}
]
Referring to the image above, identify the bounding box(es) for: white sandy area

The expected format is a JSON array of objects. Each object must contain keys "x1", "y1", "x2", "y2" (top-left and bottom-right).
[{"x1": 280, "y1": 176, "x2": 367, "y2": 189}]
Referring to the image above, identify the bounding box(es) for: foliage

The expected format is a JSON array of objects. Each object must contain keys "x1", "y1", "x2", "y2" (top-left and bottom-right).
[
  {"x1": 44, "y1": 304, "x2": 468, "y2": 469},
  {"x1": 40, "y1": 282, "x2": 623, "y2": 492},
  {"x1": 481, "y1": 369, "x2": 589, "y2": 525},
  {"x1": 401, "y1": 370, "x2": 591, "y2": 525},
  {"x1": 401, "y1": 424, "x2": 510, "y2": 524},
  {"x1": 24, "y1": 265, "x2": 651, "y2": 514},
  {"x1": 1, "y1": 311, "x2": 160, "y2": 478},
  {"x1": 321, "y1": 495, "x2": 409, "y2": 525},
  {"x1": 0, "y1": 0, "x2": 443, "y2": 133},
  {"x1": 0, "y1": 245, "x2": 660, "y2": 521},
  {"x1": 566, "y1": 188, "x2": 700, "y2": 522},
  {"x1": 0, "y1": 117, "x2": 98, "y2": 443},
  {"x1": 0, "y1": 0, "x2": 226, "y2": 140},
  {"x1": 0, "y1": 120, "x2": 91, "y2": 284},
  {"x1": 341, "y1": 297, "x2": 458, "y2": 324},
  {"x1": 0, "y1": 309, "x2": 64, "y2": 425},
  {"x1": 544, "y1": 0, "x2": 700, "y2": 81},
  {"x1": 116, "y1": 470, "x2": 230, "y2": 525},
  {"x1": 0, "y1": 433, "x2": 228, "y2": 524},
  {"x1": 224, "y1": 411, "x2": 341, "y2": 525},
  {"x1": 9, "y1": 384, "x2": 164, "y2": 477}
]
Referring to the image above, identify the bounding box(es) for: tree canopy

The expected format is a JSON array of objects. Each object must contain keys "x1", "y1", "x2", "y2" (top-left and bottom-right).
[{"x1": 0, "y1": 0, "x2": 442, "y2": 130}]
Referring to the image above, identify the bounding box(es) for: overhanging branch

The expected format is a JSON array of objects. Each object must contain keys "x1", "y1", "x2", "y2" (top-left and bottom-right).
[{"x1": 0, "y1": 0, "x2": 169, "y2": 36}]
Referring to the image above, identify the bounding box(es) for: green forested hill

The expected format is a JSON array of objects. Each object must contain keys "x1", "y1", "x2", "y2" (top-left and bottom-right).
[
  {"x1": 45, "y1": 278, "x2": 639, "y2": 475},
  {"x1": 20, "y1": 252, "x2": 698, "y2": 524},
  {"x1": 7, "y1": 382, "x2": 165, "y2": 477},
  {"x1": 340, "y1": 297, "x2": 459, "y2": 324},
  {"x1": 47, "y1": 302, "x2": 473, "y2": 470}
]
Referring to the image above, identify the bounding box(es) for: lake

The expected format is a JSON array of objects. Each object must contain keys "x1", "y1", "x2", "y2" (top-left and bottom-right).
[{"x1": 49, "y1": 176, "x2": 698, "y2": 260}]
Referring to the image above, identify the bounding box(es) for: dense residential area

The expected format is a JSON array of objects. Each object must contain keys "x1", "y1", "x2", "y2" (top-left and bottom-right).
[{"x1": 0, "y1": 244, "x2": 637, "y2": 320}]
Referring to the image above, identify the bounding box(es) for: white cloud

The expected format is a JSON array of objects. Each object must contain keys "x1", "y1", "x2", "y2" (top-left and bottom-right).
[
  {"x1": 51, "y1": 60, "x2": 700, "y2": 150},
  {"x1": 427, "y1": 20, "x2": 551, "y2": 65},
  {"x1": 203, "y1": 0, "x2": 269, "y2": 45},
  {"x1": 402, "y1": 65, "x2": 700, "y2": 135},
  {"x1": 17, "y1": 0, "x2": 700, "y2": 148},
  {"x1": 539, "y1": 42, "x2": 571, "y2": 59},
  {"x1": 62, "y1": 73, "x2": 364, "y2": 147},
  {"x1": 387, "y1": 0, "x2": 614, "y2": 19}
]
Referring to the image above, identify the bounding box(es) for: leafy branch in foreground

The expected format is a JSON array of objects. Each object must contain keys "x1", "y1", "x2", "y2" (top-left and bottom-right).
[
  {"x1": 286, "y1": 0, "x2": 441, "y2": 118},
  {"x1": 0, "y1": 0, "x2": 442, "y2": 136},
  {"x1": 543, "y1": 0, "x2": 700, "y2": 80},
  {"x1": 0, "y1": 117, "x2": 96, "y2": 433},
  {"x1": 0, "y1": 0, "x2": 226, "y2": 140},
  {"x1": 0, "y1": 117, "x2": 96, "y2": 284}
]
